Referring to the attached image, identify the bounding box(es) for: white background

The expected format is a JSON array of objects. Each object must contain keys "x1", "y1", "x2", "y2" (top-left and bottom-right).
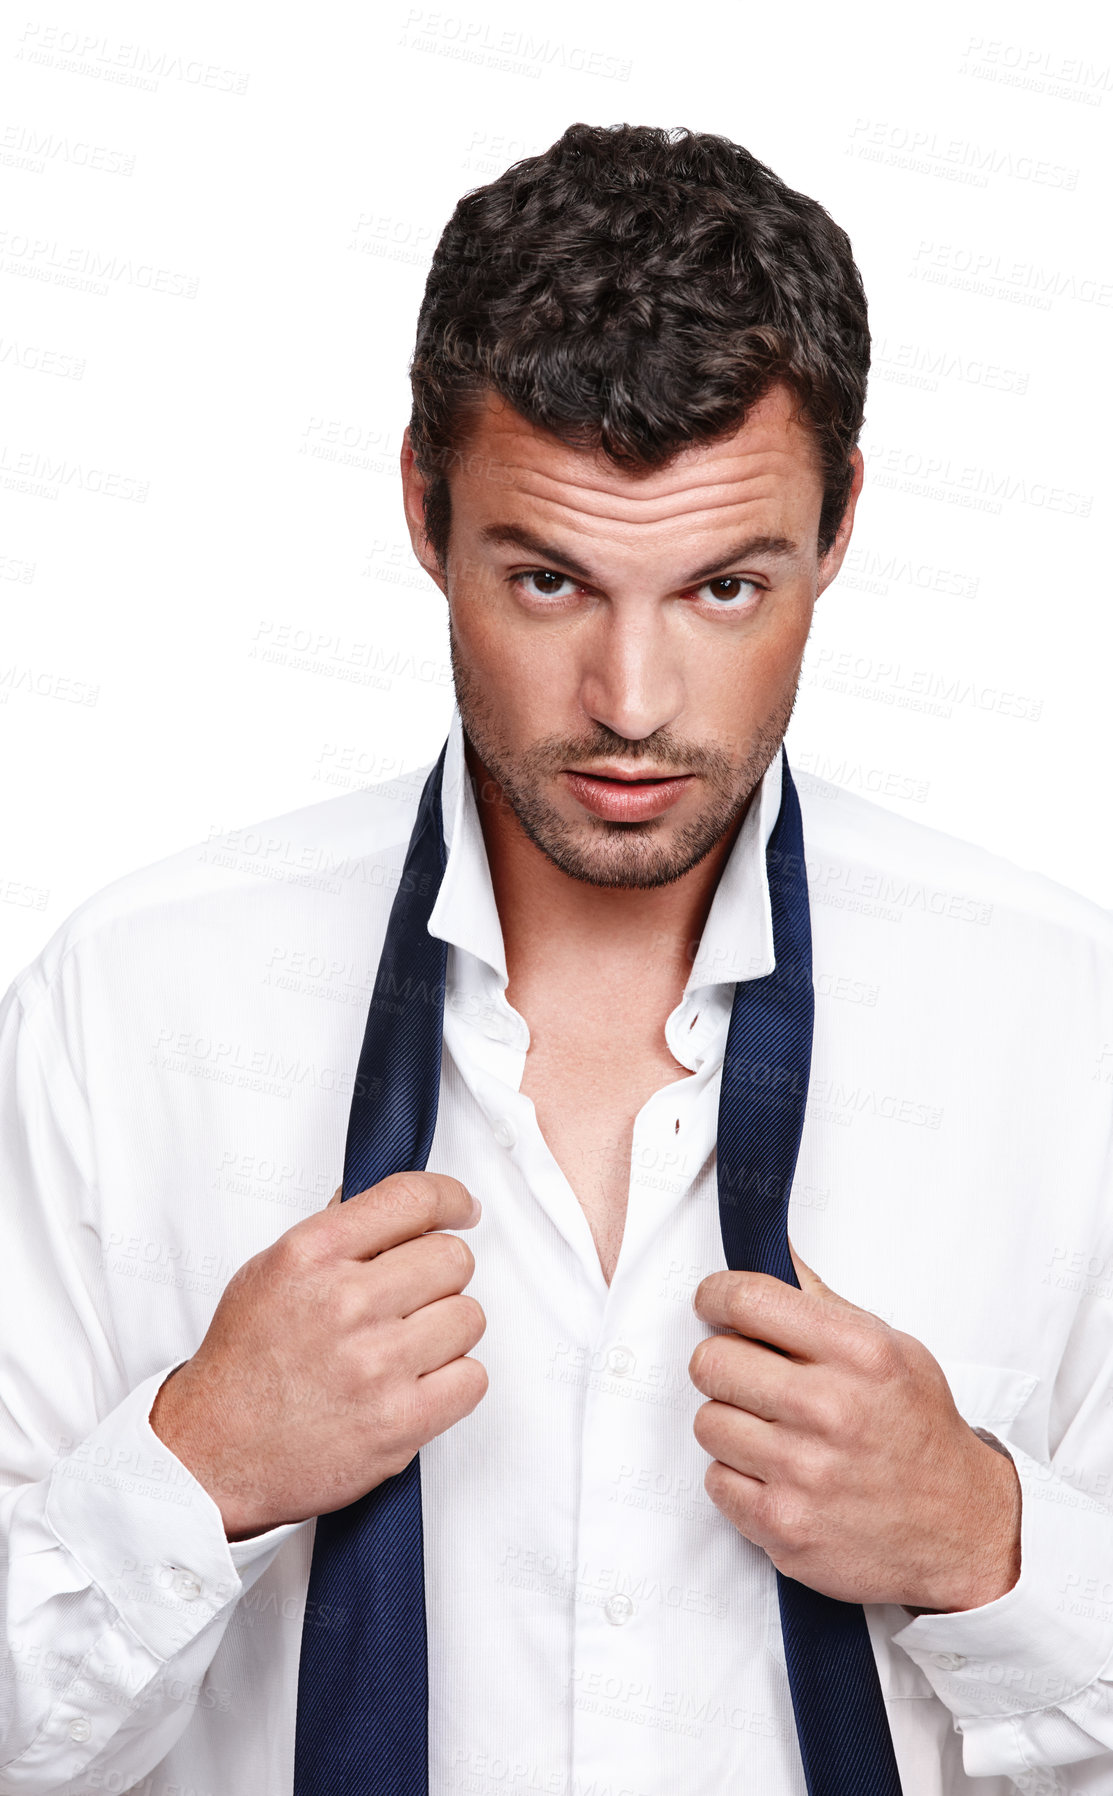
[{"x1": 1, "y1": 0, "x2": 1110, "y2": 990}]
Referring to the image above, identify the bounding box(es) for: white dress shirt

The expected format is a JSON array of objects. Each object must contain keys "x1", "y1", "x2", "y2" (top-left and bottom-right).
[{"x1": 2, "y1": 710, "x2": 1113, "y2": 1796}]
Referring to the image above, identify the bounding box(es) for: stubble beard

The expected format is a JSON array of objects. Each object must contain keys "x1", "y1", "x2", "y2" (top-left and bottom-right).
[{"x1": 449, "y1": 626, "x2": 799, "y2": 891}]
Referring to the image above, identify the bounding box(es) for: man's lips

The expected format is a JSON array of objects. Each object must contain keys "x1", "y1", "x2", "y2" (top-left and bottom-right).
[{"x1": 560, "y1": 767, "x2": 694, "y2": 823}]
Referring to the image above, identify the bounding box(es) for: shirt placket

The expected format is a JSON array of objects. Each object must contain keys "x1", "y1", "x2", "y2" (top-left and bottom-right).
[{"x1": 568, "y1": 1064, "x2": 720, "y2": 1791}]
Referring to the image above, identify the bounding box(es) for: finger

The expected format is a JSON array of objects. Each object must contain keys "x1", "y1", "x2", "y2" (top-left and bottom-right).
[
  {"x1": 398, "y1": 1292, "x2": 487, "y2": 1375},
  {"x1": 786, "y1": 1237, "x2": 856, "y2": 1308},
  {"x1": 317, "y1": 1171, "x2": 481, "y2": 1261},
  {"x1": 693, "y1": 1271, "x2": 832, "y2": 1360},
  {"x1": 414, "y1": 1354, "x2": 489, "y2": 1442},
  {"x1": 693, "y1": 1399, "x2": 779, "y2": 1481},
  {"x1": 688, "y1": 1330, "x2": 802, "y2": 1420},
  {"x1": 327, "y1": 1184, "x2": 343, "y2": 1209},
  {"x1": 370, "y1": 1231, "x2": 476, "y2": 1317},
  {"x1": 703, "y1": 1459, "x2": 777, "y2": 1551}
]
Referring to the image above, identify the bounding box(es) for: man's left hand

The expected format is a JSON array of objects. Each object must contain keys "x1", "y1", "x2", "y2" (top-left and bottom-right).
[{"x1": 688, "y1": 1246, "x2": 1022, "y2": 1613}]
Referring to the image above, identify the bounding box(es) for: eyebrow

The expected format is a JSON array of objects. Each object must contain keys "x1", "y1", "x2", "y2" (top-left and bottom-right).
[{"x1": 478, "y1": 524, "x2": 800, "y2": 586}]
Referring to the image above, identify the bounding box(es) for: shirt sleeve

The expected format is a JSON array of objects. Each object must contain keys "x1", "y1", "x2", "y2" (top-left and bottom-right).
[
  {"x1": 893, "y1": 1321, "x2": 1113, "y2": 1778},
  {"x1": 0, "y1": 967, "x2": 302, "y2": 1791}
]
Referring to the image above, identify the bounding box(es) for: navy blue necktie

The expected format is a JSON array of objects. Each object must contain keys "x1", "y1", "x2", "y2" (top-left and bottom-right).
[{"x1": 293, "y1": 743, "x2": 903, "y2": 1796}]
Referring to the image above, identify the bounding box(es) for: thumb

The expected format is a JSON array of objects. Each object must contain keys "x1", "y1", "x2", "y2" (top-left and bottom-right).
[
  {"x1": 787, "y1": 1237, "x2": 857, "y2": 1308},
  {"x1": 327, "y1": 1183, "x2": 343, "y2": 1209}
]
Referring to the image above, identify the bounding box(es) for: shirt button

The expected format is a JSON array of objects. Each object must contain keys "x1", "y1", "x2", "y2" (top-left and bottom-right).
[
  {"x1": 492, "y1": 1117, "x2": 517, "y2": 1149},
  {"x1": 604, "y1": 1593, "x2": 635, "y2": 1625},
  {"x1": 67, "y1": 1716, "x2": 92, "y2": 1743},
  {"x1": 174, "y1": 1570, "x2": 202, "y2": 1601},
  {"x1": 931, "y1": 1652, "x2": 966, "y2": 1671},
  {"x1": 605, "y1": 1344, "x2": 636, "y2": 1377}
]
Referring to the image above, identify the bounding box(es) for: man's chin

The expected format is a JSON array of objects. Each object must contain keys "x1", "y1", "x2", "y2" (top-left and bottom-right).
[{"x1": 518, "y1": 813, "x2": 733, "y2": 891}]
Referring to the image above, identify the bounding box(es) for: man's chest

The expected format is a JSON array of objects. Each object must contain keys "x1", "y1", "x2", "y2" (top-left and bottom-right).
[
  {"x1": 94, "y1": 890, "x2": 1109, "y2": 1427},
  {"x1": 516, "y1": 1018, "x2": 697, "y2": 1284}
]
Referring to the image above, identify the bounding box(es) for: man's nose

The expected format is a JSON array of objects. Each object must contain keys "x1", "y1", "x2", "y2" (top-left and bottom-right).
[{"x1": 577, "y1": 606, "x2": 684, "y2": 743}]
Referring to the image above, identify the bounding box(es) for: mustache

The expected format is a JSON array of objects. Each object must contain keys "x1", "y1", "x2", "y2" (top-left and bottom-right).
[{"x1": 521, "y1": 726, "x2": 734, "y2": 777}]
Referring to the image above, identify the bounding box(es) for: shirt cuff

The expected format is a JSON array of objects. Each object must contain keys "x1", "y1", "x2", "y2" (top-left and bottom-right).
[
  {"x1": 893, "y1": 1442, "x2": 1113, "y2": 1772},
  {"x1": 45, "y1": 1364, "x2": 304, "y2": 1662}
]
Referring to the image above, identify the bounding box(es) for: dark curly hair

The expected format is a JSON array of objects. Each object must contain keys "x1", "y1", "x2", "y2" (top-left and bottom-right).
[{"x1": 409, "y1": 122, "x2": 870, "y2": 560}]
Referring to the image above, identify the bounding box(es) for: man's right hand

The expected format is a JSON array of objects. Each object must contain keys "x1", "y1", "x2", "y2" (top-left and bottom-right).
[{"x1": 149, "y1": 1172, "x2": 487, "y2": 1540}]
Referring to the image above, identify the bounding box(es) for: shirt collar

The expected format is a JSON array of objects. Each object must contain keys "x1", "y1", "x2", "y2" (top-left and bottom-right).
[
  {"x1": 430, "y1": 710, "x2": 510, "y2": 985},
  {"x1": 428, "y1": 708, "x2": 782, "y2": 995}
]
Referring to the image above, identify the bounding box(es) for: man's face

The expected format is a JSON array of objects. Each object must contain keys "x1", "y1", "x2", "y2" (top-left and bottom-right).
[{"x1": 401, "y1": 383, "x2": 860, "y2": 889}]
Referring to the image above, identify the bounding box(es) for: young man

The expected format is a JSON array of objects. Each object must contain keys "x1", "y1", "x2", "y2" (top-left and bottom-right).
[{"x1": 1, "y1": 124, "x2": 1111, "y2": 1796}]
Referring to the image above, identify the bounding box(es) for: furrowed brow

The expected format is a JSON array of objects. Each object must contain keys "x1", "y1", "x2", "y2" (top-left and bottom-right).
[
  {"x1": 685, "y1": 536, "x2": 799, "y2": 583},
  {"x1": 478, "y1": 525, "x2": 800, "y2": 588},
  {"x1": 478, "y1": 524, "x2": 596, "y2": 583}
]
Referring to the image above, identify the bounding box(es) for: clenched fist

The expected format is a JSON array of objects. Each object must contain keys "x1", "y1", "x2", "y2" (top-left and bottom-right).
[
  {"x1": 688, "y1": 1245, "x2": 1022, "y2": 1614},
  {"x1": 150, "y1": 1172, "x2": 487, "y2": 1540}
]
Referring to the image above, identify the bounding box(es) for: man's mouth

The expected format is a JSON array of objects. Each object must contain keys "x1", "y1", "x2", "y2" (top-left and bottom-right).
[{"x1": 561, "y1": 766, "x2": 694, "y2": 823}]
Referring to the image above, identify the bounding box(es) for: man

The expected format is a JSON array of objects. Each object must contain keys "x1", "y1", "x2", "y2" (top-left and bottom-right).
[{"x1": 1, "y1": 122, "x2": 1112, "y2": 1796}]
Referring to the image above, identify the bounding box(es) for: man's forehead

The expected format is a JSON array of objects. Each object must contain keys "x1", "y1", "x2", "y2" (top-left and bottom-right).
[{"x1": 450, "y1": 384, "x2": 823, "y2": 536}]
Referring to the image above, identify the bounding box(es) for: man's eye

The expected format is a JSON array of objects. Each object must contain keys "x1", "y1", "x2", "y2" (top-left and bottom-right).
[
  {"x1": 695, "y1": 577, "x2": 761, "y2": 607},
  {"x1": 518, "y1": 570, "x2": 577, "y2": 597}
]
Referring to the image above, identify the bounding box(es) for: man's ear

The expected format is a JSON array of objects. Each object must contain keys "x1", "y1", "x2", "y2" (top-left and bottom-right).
[
  {"x1": 400, "y1": 428, "x2": 448, "y2": 595},
  {"x1": 815, "y1": 448, "x2": 864, "y2": 599}
]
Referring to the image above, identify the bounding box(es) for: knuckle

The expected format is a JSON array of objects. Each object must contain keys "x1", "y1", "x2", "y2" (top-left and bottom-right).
[
  {"x1": 267, "y1": 1224, "x2": 324, "y2": 1282},
  {"x1": 726, "y1": 1272, "x2": 777, "y2": 1330},
  {"x1": 369, "y1": 1384, "x2": 420, "y2": 1442},
  {"x1": 703, "y1": 1458, "x2": 733, "y2": 1505},
  {"x1": 358, "y1": 1320, "x2": 406, "y2": 1388},
  {"x1": 457, "y1": 1355, "x2": 489, "y2": 1409},
  {"x1": 766, "y1": 1489, "x2": 812, "y2": 1555},
  {"x1": 847, "y1": 1323, "x2": 900, "y2": 1382},
  {"x1": 689, "y1": 1336, "x2": 728, "y2": 1390},
  {"x1": 693, "y1": 1272, "x2": 720, "y2": 1314},
  {"x1": 377, "y1": 1170, "x2": 439, "y2": 1221},
  {"x1": 688, "y1": 1338, "x2": 711, "y2": 1384},
  {"x1": 434, "y1": 1231, "x2": 474, "y2": 1284},
  {"x1": 691, "y1": 1400, "x2": 721, "y2": 1452},
  {"x1": 218, "y1": 1257, "x2": 256, "y2": 1305},
  {"x1": 427, "y1": 1172, "x2": 472, "y2": 1218},
  {"x1": 794, "y1": 1436, "x2": 839, "y2": 1496},
  {"x1": 458, "y1": 1294, "x2": 487, "y2": 1340},
  {"x1": 329, "y1": 1273, "x2": 367, "y2": 1335},
  {"x1": 808, "y1": 1387, "x2": 853, "y2": 1441},
  {"x1": 712, "y1": 1270, "x2": 751, "y2": 1320},
  {"x1": 377, "y1": 1441, "x2": 417, "y2": 1481}
]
